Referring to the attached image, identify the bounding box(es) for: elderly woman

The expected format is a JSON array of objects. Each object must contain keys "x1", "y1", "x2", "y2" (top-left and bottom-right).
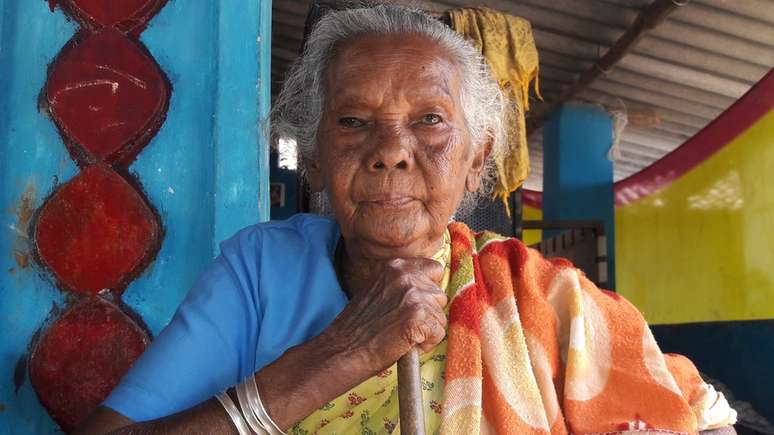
[{"x1": 77, "y1": 5, "x2": 735, "y2": 435}]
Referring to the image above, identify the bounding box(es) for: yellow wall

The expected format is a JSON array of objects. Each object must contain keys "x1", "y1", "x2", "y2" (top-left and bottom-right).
[
  {"x1": 524, "y1": 112, "x2": 774, "y2": 324},
  {"x1": 616, "y1": 111, "x2": 774, "y2": 324},
  {"x1": 521, "y1": 204, "x2": 542, "y2": 246}
]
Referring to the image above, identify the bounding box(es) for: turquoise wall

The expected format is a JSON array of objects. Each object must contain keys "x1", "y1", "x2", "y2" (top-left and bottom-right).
[{"x1": 0, "y1": 1, "x2": 271, "y2": 432}]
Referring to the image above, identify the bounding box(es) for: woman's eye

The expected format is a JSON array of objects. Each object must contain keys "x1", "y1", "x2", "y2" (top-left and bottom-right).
[
  {"x1": 420, "y1": 114, "x2": 442, "y2": 125},
  {"x1": 339, "y1": 117, "x2": 366, "y2": 128}
]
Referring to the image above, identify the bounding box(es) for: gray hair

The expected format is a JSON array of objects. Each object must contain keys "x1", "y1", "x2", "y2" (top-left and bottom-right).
[{"x1": 271, "y1": 3, "x2": 510, "y2": 203}]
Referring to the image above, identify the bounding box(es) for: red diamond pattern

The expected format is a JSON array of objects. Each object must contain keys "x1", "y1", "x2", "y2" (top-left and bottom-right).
[
  {"x1": 34, "y1": 164, "x2": 161, "y2": 296},
  {"x1": 29, "y1": 1, "x2": 170, "y2": 429},
  {"x1": 29, "y1": 298, "x2": 150, "y2": 432},
  {"x1": 46, "y1": 28, "x2": 170, "y2": 166},
  {"x1": 60, "y1": 0, "x2": 168, "y2": 35}
]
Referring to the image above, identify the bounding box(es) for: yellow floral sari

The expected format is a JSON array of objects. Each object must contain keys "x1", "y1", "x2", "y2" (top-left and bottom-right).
[{"x1": 292, "y1": 231, "x2": 452, "y2": 435}]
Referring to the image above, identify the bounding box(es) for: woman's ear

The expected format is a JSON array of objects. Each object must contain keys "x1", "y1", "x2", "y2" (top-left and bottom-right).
[
  {"x1": 466, "y1": 139, "x2": 492, "y2": 193},
  {"x1": 305, "y1": 158, "x2": 325, "y2": 192}
]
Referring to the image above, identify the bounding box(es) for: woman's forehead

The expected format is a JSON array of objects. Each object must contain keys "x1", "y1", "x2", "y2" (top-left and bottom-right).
[{"x1": 325, "y1": 33, "x2": 462, "y2": 105}]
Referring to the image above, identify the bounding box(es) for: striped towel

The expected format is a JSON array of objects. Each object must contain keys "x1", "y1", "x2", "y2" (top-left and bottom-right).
[{"x1": 439, "y1": 222, "x2": 735, "y2": 434}]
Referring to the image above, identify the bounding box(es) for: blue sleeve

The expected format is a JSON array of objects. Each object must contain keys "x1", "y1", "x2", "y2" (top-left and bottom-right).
[{"x1": 103, "y1": 228, "x2": 263, "y2": 422}]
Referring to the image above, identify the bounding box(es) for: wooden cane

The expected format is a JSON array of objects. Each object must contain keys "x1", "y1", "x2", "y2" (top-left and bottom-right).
[{"x1": 397, "y1": 348, "x2": 425, "y2": 435}]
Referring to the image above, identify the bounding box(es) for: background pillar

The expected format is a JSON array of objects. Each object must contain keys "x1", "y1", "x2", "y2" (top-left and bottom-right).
[{"x1": 543, "y1": 104, "x2": 616, "y2": 288}]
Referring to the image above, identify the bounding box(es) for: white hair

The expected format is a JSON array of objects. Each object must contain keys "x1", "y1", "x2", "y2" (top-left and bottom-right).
[{"x1": 271, "y1": 3, "x2": 510, "y2": 203}]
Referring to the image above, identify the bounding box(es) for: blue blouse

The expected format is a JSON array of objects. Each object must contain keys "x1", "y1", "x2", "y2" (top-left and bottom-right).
[{"x1": 103, "y1": 214, "x2": 348, "y2": 422}]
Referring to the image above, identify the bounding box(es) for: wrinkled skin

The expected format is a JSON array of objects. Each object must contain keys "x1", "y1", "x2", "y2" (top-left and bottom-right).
[
  {"x1": 308, "y1": 33, "x2": 488, "y2": 261},
  {"x1": 307, "y1": 33, "x2": 489, "y2": 373}
]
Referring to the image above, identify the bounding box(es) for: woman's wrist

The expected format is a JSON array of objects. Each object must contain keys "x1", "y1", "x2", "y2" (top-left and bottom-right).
[{"x1": 253, "y1": 332, "x2": 372, "y2": 431}]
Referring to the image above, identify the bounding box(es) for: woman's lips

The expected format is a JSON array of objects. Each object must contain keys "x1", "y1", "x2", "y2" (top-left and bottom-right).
[{"x1": 362, "y1": 195, "x2": 416, "y2": 208}]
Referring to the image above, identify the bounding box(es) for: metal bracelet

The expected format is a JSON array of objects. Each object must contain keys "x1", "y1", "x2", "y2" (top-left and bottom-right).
[
  {"x1": 237, "y1": 381, "x2": 270, "y2": 434},
  {"x1": 215, "y1": 391, "x2": 252, "y2": 435},
  {"x1": 246, "y1": 375, "x2": 286, "y2": 435}
]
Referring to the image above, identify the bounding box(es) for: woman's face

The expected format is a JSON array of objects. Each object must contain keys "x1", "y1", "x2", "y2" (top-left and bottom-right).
[{"x1": 309, "y1": 33, "x2": 488, "y2": 259}]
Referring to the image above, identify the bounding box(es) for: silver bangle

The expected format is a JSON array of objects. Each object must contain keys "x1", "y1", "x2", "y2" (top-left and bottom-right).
[
  {"x1": 236, "y1": 381, "x2": 270, "y2": 434},
  {"x1": 215, "y1": 391, "x2": 252, "y2": 435},
  {"x1": 244, "y1": 375, "x2": 285, "y2": 435}
]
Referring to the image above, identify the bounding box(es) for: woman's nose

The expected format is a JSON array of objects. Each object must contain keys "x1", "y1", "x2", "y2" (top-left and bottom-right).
[{"x1": 367, "y1": 127, "x2": 414, "y2": 172}]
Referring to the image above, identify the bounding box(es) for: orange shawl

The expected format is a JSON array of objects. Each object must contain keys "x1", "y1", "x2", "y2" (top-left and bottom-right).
[{"x1": 440, "y1": 222, "x2": 735, "y2": 434}]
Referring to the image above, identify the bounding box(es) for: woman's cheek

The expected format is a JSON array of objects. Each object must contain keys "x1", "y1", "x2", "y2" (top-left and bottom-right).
[{"x1": 426, "y1": 128, "x2": 465, "y2": 165}]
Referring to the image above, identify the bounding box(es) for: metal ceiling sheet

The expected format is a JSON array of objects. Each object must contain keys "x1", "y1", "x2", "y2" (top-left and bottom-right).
[{"x1": 271, "y1": 0, "x2": 774, "y2": 190}]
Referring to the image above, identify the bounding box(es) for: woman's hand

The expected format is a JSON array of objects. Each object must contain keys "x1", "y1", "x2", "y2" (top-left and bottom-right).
[
  {"x1": 321, "y1": 257, "x2": 448, "y2": 374},
  {"x1": 76, "y1": 258, "x2": 449, "y2": 434}
]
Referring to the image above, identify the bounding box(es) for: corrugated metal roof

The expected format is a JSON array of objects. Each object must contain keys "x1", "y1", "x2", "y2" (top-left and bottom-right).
[{"x1": 271, "y1": 0, "x2": 774, "y2": 190}]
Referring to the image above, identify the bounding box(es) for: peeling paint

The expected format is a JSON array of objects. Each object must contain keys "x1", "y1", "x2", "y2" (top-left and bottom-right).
[
  {"x1": 13, "y1": 252, "x2": 30, "y2": 269},
  {"x1": 11, "y1": 181, "x2": 36, "y2": 270},
  {"x1": 14, "y1": 182, "x2": 36, "y2": 229}
]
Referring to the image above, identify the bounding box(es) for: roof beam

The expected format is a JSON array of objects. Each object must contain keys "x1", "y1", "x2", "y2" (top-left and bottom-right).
[
  {"x1": 653, "y1": 20, "x2": 774, "y2": 69},
  {"x1": 603, "y1": 68, "x2": 736, "y2": 110},
  {"x1": 539, "y1": 49, "x2": 592, "y2": 73},
  {"x1": 574, "y1": 89, "x2": 712, "y2": 128},
  {"x1": 517, "y1": 0, "x2": 636, "y2": 28},
  {"x1": 618, "y1": 145, "x2": 667, "y2": 161},
  {"x1": 531, "y1": 28, "x2": 602, "y2": 60},
  {"x1": 634, "y1": 35, "x2": 770, "y2": 83},
  {"x1": 670, "y1": 3, "x2": 774, "y2": 52},
  {"x1": 539, "y1": 65, "x2": 580, "y2": 83},
  {"x1": 615, "y1": 159, "x2": 649, "y2": 172},
  {"x1": 588, "y1": 79, "x2": 722, "y2": 119},
  {"x1": 621, "y1": 129, "x2": 683, "y2": 152},
  {"x1": 649, "y1": 120, "x2": 699, "y2": 138},
  {"x1": 526, "y1": 0, "x2": 690, "y2": 133},
  {"x1": 616, "y1": 53, "x2": 751, "y2": 97},
  {"x1": 694, "y1": 0, "x2": 774, "y2": 26}
]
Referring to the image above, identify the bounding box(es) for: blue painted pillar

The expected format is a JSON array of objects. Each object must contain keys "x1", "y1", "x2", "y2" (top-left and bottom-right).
[
  {"x1": 0, "y1": 1, "x2": 271, "y2": 431},
  {"x1": 543, "y1": 104, "x2": 615, "y2": 288},
  {"x1": 213, "y1": 0, "x2": 272, "y2": 252}
]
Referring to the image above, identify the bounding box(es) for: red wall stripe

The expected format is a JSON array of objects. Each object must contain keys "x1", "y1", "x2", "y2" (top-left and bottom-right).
[{"x1": 523, "y1": 69, "x2": 774, "y2": 208}]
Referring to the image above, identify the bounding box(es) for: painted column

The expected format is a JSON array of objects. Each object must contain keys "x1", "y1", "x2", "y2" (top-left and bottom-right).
[
  {"x1": 542, "y1": 104, "x2": 616, "y2": 288},
  {"x1": 0, "y1": 1, "x2": 271, "y2": 432}
]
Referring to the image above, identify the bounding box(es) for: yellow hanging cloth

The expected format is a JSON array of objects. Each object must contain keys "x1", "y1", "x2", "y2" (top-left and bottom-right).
[{"x1": 448, "y1": 7, "x2": 540, "y2": 214}]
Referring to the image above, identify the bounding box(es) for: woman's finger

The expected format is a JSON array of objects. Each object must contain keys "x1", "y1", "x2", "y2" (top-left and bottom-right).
[
  {"x1": 390, "y1": 257, "x2": 444, "y2": 285},
  {"x1": 417, "y1": 318, "x2": 446, "y2": 353},
  {"x1": 409, "y1": 288, "x2": 448, "y2": 327},
  {"x1": 401, "y1": 281, "x2": 448, "y2": 310},
  {"x1": 403, "y1": 305, "x2": 446, "y2": 348}
]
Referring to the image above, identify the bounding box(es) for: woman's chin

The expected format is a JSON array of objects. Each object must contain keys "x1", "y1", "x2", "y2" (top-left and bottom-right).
[{"x1": 351, "y1": 219, "x2": 440, "y2": 259}]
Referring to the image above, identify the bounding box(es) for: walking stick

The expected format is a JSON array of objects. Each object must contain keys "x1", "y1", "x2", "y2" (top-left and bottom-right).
[{"x1": 397, "y1": 348, "x2": 425, "y2": 435}]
